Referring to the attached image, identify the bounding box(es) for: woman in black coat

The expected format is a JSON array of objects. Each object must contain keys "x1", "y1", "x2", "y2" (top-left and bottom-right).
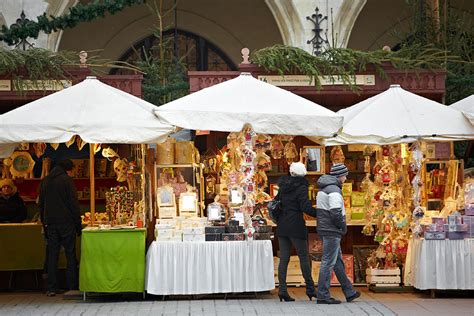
[
  {"x1": 0, "y1": 179, "x2": 27, "y2": 223},
  {"x1": 276, "y1": 162, "x2": 317, "y2": 302}
]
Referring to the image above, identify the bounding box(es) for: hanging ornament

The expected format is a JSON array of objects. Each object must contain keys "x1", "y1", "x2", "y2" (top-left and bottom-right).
[
  {"x1": 284, "y1": 138, "x2": 298, "y2": 165},
  {"x1": 254, "y1": 134, "x2": 271, "y2": 153},
  {"x1": 33, "y1": 143, "x2": 47, "y2": 158},
  {"x1": 410, "y1": 142, "x2": 424, "y2": 237},
  {"x1": 270, "y1": 135, "x2": 284, "y2": 159},
  {"x1": 330, "y1": 146, "x2": 345, "y2": 164}
]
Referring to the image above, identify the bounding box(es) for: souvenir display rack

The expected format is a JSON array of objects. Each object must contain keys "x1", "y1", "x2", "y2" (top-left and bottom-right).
[{"x1": 155, "y1": 162, "x2": 204, "y2": 218}]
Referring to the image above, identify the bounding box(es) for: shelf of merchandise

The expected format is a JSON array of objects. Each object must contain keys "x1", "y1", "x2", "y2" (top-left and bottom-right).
[
  {"x1": 155, "y1": 163, "x2": 201, "y2": 168},
  {"x1": 269, "y1": 220, "x2": 374, "y2": 227},
  {"x1": 15, "y1": 177, "x2": 117, "y2": 181},
  {"x1": 305, "y1": 220, "x2": 374, "y2": 227},
  {"x1": 23, "y1": 197, "x2": 106, "y2": 202}
]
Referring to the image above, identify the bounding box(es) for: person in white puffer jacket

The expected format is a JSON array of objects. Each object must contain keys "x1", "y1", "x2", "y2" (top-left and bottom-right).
[{"x1": 315, "y1": 163, "x2": 360, "y2": 305}]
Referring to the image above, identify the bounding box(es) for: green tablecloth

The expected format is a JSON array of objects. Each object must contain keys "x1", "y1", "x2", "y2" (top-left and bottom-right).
[
  {"x1": 79, "y1": 228, "x2": 146, "y2": 293},
  {"x1": 0, "y1": 223, "x2": 79, "y2": 271}
]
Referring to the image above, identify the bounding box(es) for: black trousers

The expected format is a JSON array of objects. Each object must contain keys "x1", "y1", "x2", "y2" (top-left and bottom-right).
[
  {"x1": 278, "y1": 236, "x2": 315, "y2": 293},
  {"x1": 46, "y1": 223, "x2": 78, "y2": 291}
]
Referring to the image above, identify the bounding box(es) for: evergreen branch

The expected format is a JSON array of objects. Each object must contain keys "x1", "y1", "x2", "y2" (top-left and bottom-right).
[{"x1": 0, "y1": 0, "x2": 145, "y2": 46}]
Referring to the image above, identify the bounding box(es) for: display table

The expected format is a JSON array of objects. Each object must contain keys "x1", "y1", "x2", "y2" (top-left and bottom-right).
[
  {"x1": 404, "y1": 238, "x2": 474, "y2": 290},
  {"x1": 0, "y1": 223, "x2": 78, "y2": 271},
  {"x1": 79, "y1": 227, "x2": 146, "y2": 294},
  {"x1": 145, "y1": 240, "x2": 275, "y2": 295}
]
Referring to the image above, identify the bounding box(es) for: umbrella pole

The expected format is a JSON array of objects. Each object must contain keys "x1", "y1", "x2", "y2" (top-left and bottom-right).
[{"x1": 89, "y1": 143, "x2": 96, "y2": 226}]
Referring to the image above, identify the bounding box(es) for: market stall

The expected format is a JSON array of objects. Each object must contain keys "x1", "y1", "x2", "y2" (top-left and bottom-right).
[
  {"x1": 146, "y1": 72, "x2": 344, "y2": 295},
  {"x1": 317, "y1": 85, "x2": 474, "y2": 290},
  {"x1": 0, "y1": 76, "x2": 174, "y2": 294}
]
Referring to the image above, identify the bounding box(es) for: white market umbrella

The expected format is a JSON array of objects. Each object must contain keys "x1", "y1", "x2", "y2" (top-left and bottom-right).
[
  {"x1": 451, "y1": 95, "x2": 474, "y2": 125},
  {"x1": 155, "y1": 72, "x2": 343, "y2": 137},
  {"x1": 0, "y1": 76, "x2": 175, "y2": 219},
  {"x1": 0, "y1": 76, "x2": 174, "y2": 153},
  {"x1": 321, "y1": 84, "x2": 474, "y2": 145}
]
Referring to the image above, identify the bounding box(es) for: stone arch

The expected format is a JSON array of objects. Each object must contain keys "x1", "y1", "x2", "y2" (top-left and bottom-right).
[
  {"x1": 57, "y1": 0, "x2": 283, "y2": 65},
  {"x1": 332, "y1": 0, "x2": 367, "y2": 48},
  {"x1": 264, "y1": 0, "x2": 303, "y2": 48}
]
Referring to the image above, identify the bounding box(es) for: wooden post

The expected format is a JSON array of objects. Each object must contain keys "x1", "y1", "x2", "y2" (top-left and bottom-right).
[{"x1": 89, "y1": 143, "x2": 96, "y2": 226}]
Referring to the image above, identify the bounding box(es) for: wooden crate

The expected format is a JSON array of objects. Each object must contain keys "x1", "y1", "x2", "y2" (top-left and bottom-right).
[
  {"x1": 366, "y1": 268, "x2": 401, "y2": 285},
  {"x1": 274, "y1": 256, "x2": 305, "y2": 287}
]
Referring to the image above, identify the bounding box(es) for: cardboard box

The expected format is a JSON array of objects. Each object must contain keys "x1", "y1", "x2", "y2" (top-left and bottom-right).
[
  {"x1": 424, "y1": 232, "x2": 446, "y2": 240},
  {"x1": 205, "y1": 233, "x2": 222, "y2": 241},
  {"x1": 182, "y1": 234, "x2": 205, "y2": 242},
  {"x1": 447, "y1": 231, "x2": 465, "y2": 240},
  {"x1": 351, "y1": 192, "x2": 366, "y2": 207},
  {"x1": 222, "y1": 233, "x2": 244, "y2": 241},
  {"x1": 255, "y1": 225, "x2": 272, "y2": 233},
  {"x1": 254, "y1": 232, "x2": 272, "y2": 240},
  {"x1": 342, "y1": 183, "x2": 353, "y2": 197},
  {"x1": 351, "y1": 207, "x2": 365, "y2": 220},
  {"x1": 462, "y1": 216, "x2": 474, "y2": 238},
  {"x1": 183, "y1": 227, "x2": 205, "y2": 234},
  {"x1": 225, "y1": 225, "x2": 244, "y2": 233},
  {"x1": 330, "y1": 254, "x2": 354, "y2": 285},
  {"x1": 205, "y1": 226, "x2": 226, "y2": 234},
  {"x1": 466, "y1": 205, "x2": 474, "y2": 216}
]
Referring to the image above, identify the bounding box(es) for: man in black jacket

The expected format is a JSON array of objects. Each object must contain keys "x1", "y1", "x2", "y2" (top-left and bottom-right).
[
  {"x1": 39, "y1": 159, "x2": 81, "y2": 297},
  {"x1": 316, "y1": 163, "x2": 360, "y2": 304}
]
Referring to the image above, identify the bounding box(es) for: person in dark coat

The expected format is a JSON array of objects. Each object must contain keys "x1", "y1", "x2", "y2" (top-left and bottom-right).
[
  {"x1": 39, "y1": 159, "x2": 81, "y2": 297},
  {"x1": 276, "y1": 162, "x2": 317, "y2": 302},
  {"x1": 316, "y1": 163, "x2": 360, "y2": 304},
  {"x1": 0, "y1": 179, "x2": 27, "y2": 223}
]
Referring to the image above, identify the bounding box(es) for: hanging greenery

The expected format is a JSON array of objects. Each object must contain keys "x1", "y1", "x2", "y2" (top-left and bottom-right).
[
  {"x1": 399, "y1": 0, "x2": 474, "y2": 167},
  {"x1": 0, "y1": 0, "x2": 145, "y2": 46},
  {"x1": 132, "y1": 0, "x2": 190, "y2": 106},
  {"x1": 0, "y1": 47, "x2": 140, "y2": 91},
  {"x1": 251, "y1": 44, "x2": 465, "y2": 92}
]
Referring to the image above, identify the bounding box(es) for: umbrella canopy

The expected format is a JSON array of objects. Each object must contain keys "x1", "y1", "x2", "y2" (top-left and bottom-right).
[
  {"x1": 155, "y1": 72, "x2": 343, "y2": 136},
  {"x1": 320, "y1": 84, "x2": 474, "y2": 145},
  {"x1": 450, "y1": 95, "x2": 474, "y2": 125},
  {"x1": 0, "y1": 76, "x2": 175, "y2": 157}
]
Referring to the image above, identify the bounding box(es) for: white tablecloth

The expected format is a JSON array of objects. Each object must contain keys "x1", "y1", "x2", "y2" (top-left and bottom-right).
[
  {"x1": 404, "y1": 238, "x2": 474, "y2": 290},
  {"x1": 145, "y1": 240, "x2": 275, "y2": 295}
]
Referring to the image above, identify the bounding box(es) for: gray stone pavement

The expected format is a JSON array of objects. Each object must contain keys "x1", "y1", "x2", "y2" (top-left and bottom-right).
[{"x1": 0, "y1": 287, "x2": 473, "y2": 316}]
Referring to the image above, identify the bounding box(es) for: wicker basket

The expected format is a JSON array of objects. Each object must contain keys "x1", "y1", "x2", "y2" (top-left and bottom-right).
[
  {"x1": 175, "y1": 141, "x2": 195, "y2": 164},
  {"x1": 156, "y1": 138, "x2": 175, "y2": 165}
]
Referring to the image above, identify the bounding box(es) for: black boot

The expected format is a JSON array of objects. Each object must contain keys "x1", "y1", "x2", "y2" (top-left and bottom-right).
[
  {"x1": 306, "y1": 287, "x2": 317, "y2": 301},
  {"x1": 278, "y1": 292, "x2": 295, "y2": 302}
]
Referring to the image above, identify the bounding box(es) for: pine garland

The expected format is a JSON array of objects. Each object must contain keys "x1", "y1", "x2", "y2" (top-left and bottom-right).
[
  {"x1": 0, "y1": 47, "x2": 140, "y2": 91},
  {"x1": 251, "y1": 44, "x2": 465, "y2": 91},
  {"x1": 0, "y1": 0, "x2": 145, "y2": 46}
]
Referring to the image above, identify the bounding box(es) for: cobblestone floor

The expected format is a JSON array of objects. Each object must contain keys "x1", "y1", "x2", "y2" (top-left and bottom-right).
[{"x1": 0, "y1": 287, "x2": 473, "y2": 316}]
